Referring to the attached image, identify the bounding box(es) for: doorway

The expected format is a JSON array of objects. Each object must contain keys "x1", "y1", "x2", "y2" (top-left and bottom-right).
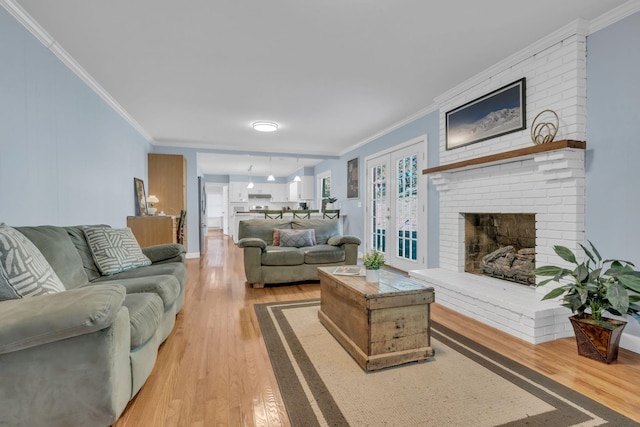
[{"x1": 365, "y1": 136, "x2": 427, "y2": 272}]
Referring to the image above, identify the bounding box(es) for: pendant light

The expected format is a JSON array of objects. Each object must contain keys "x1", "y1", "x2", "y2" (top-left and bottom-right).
[
  {"x1": 267, "y1": 157, "x2": 275, "y2": 181},
  {"x1": 247, "y1": 165, "x2": 254, "y2": 189},
  {"x1": 293, "y1": 158, "x2": 301, "y2": 182}
]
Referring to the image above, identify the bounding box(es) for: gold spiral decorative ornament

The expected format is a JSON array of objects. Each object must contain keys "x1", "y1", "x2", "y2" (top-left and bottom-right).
[{"x1": 531, "y1": 109, "x2": 559, "y2": 145}]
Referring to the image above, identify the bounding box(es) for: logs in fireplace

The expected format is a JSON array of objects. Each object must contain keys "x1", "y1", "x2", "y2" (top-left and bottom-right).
[{"x1": 480, "y1": 246, "x2": 535, "y2": 285}]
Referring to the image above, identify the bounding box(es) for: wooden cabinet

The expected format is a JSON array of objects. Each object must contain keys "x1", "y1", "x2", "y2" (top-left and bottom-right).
[
  {"x1": 148, "y1": 153, "x2": 187, "y2": 246},
  {"x1": 127, "y1": 216, "x2": 177, "y2": 248},
  {"x1": 317, "y1": 267, "x2": 434, "y2": 371}
]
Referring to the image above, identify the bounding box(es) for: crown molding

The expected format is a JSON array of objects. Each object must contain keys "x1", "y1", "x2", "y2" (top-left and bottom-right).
[
  {"x1": 588, "y1": 0, "x2": 640, "y2": 34},
  {"x1": 340, "y1": 103, "x2": 438, "y2": 156},
  {"x1": 154, "y1": 138, "x2": 339, "y2": 159},
  {"x1": 0, "y1": 0, "x2": 153, "y2": 142}
]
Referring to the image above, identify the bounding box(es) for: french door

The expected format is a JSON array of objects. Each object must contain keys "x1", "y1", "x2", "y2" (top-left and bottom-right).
[{"x1": 366, "y1": 139, "x2": 426, "y2": 272}]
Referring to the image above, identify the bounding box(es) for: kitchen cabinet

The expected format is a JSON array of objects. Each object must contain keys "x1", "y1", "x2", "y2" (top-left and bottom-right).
[
  {"x1": 269, "y1": 183, "x2": 287, "y2": 202},
  {"x1": 289, "y1": 177, "x2": 314, "y2": 201},
  {"x1": 288, "y1": 182, "x2": 299, "y2": 202},
  {"x1": 229, "y1": 182, "x2": 248, "y2": 202}
]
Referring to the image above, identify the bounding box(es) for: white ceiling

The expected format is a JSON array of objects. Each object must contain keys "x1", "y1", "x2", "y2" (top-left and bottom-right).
[{"x1": 9, "y1": 0, "x2": 629, "y2": 177}]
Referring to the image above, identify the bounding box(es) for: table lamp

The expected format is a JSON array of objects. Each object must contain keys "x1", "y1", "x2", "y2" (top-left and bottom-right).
[{"x1": 146, "y1": 195, "x2": 159, "y2": 215}]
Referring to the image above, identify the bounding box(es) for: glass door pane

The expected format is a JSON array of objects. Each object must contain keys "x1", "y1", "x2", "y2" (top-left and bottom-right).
[
  {"x1": 396, "y1": 153, "x2": 418, "y2": 261},
  {"x1": 369, "y1": 159, "x2": 388, "y2": 255}
]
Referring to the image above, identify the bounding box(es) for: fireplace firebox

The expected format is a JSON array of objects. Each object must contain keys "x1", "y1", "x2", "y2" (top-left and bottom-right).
[{"x1": 464, "y1": 213, "x2": 536, "y2": 285}]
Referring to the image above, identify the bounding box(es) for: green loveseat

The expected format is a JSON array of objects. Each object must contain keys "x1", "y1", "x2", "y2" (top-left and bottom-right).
[
  {"x1": 237, "y1": 218, "x2": 360, "y2": 288},
  {"x1": 0, "y1": 224, "x2": 187, "y2": 427}
]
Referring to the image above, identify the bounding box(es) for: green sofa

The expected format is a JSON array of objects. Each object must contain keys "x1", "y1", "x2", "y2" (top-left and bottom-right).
[
  {"x1": 0, "y1": 224, "x2": 187, "y2": 427},
  {"x1": 237, "y1": 218, "x2": 361, "y2": 288}
]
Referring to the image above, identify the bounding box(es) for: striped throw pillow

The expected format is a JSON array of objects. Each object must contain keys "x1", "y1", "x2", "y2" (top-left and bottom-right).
[
  {"x1": 84, "y1": 227, "x2": 151, "y2": 275},
  {"x1": 0, "y1": 225, "x2": 65, "y2": 301}
]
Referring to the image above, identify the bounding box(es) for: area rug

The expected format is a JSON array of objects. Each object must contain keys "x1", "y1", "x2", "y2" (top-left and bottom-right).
[{"x1": 255, "y1": 299, "x2": 639, "y2": 427}]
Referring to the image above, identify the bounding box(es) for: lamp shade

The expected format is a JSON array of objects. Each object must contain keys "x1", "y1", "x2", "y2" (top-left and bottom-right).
[{"x1": 146, "y1": 195, "x2": 159, "y2": 204}]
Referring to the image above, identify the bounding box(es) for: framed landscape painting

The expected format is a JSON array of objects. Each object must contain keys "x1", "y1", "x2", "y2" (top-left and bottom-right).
[{"x1": 446, "y1": 78, "x2": 526, "y2": 150}]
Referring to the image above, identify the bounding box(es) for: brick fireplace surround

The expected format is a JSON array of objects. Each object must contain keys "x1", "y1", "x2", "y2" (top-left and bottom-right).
[{"x1": 410, "y1": 141, "x2": 586, "y2": 344}]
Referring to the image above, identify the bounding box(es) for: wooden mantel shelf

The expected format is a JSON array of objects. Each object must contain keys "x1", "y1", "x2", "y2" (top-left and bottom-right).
[{"x1": 422, "y1": 140, "x2": 586, "y2": 175}]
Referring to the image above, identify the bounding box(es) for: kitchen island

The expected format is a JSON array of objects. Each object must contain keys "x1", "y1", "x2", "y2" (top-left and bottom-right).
[{"x1": 232, "y1": 211, "x2": 344, "y2": 243}]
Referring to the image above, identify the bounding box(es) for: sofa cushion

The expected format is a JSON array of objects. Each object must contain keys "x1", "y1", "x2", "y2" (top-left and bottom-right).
[
  {"x1": 122, "y1": 293, "x2": 163, "y2": 349},
  {"x1": 279, "y1": 229, "x2": 315, "y2": 248},
  {"x1": 238, "y1": 219, "x2": 291, "y2": 245},
  {"x1": 262, "y1": 247, "x2": 304, "y2": 266},
  {"x1": 84, "y1": 227, "x2": 151, "y2": 275},
  {"x1": 0, "y1": 225, "x2": 65, "y2": 300},
  {"x1": 90, "y1": 275, "x2": 180, "y2": 308},
  {"x1": 292, "y1": 219, "x2": 341, "y2": 245},
  {"x1": 301, "y1": 245, "x2": 346, "y2": 264},
  {"x1": 64, "y1": 225, "x2": 105, "y2": 281},
  {"x1": 92, "y1": 262, "x2": 188, "y2": 289},
  {"x1": 16, "y1": 226, "x2": 89, "y2": 289}
]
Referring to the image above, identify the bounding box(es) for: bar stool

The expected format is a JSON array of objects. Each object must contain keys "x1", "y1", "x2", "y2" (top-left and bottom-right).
[{"x1": 323, "y1": 210, "x2": 340, "y2": 220}]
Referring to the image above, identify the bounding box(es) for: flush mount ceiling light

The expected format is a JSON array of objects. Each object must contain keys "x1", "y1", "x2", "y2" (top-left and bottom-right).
[{"x1": 252, "y1": 121, "x2": 279, "y2": 132}]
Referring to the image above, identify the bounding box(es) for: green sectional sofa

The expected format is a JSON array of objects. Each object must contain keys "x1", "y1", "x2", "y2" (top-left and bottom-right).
[
  {"x1": 0, "y1": 224, "x2": 187, "y2": 427},
  {"x1": 237, "y1": 218, "x2": 360, "y2": 288}
]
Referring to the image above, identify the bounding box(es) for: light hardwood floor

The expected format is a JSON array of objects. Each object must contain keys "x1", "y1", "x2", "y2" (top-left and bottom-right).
[{"x1": 114, "y1": 230, "x2": 640, "y2": 426}]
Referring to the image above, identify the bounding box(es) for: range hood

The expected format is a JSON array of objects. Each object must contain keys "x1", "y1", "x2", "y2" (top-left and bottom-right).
[{"x1": 248, "y1": 194, "x2": 272, "y2": 199}]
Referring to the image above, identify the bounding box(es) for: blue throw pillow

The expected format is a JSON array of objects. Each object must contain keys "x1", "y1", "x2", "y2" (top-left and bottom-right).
[{"x1": 279, "y1": 229, "x2": 315, "y2": 248}]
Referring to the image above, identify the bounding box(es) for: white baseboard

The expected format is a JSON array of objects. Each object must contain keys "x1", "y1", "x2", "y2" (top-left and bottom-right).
[
  {"x1": 186, "y1": 252, "x2": 200, "y2": 259},
  {"x1": 621, "y1": 331, "x2": 640, "y2": 355}
]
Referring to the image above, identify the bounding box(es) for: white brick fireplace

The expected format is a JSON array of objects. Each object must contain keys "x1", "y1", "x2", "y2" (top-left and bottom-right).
[
  {"x1": 410, "y1": 23, "x2": 590, "y2": 344},
  {"x1": 411, "y1": 144, "x2": 585, "y2": 343}
]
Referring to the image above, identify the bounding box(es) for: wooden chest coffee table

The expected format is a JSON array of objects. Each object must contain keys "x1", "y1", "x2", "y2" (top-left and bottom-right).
[{"x1": 317, "y1": 267, "x2": 435, "y2": 371}]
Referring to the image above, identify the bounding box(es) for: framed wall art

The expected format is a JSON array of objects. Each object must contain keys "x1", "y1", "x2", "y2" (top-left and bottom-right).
[
  {"x1": 446, "y1": 78, "x2": 526, "y2": 150},
  {"x1": 134, "y1": 177, "x2": 148, "y2": 216},
  {"x1": 347, "y1": 157, "x2": 359, "y2": 199}
]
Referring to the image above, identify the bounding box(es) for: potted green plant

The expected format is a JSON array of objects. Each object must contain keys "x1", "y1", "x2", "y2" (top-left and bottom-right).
[
  {"x1": 323, "y1": 196, "x2": 338, "y2": 210},
  {"x1": 535, "y1": 241, "x2": 640, "y2": 363},
  {"x1": 362, "y1": 249, "x2": 385, "y2": 283}
]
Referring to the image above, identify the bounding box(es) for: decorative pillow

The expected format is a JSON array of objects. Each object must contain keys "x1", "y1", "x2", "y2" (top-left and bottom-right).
[
  {"x1": 0, "y1": 225, "x2": 65, "y2": 301},
  {"x1": 274, "y1": 228, "x2": 316, "y2": 246},
  {"x1": 84, "y1": 226, "x2": 151, "y2": 275},
  {"x1": 279, "y1": 229, "x2": 315, "y2": 248}
]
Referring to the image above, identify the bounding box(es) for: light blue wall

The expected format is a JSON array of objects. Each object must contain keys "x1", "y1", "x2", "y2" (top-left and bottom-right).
[
  {"x1": 586, "y1": 11, "x2": 640, "y2": 337},
  {"x1": 0, "y1": 7, "x2": 150, "y2": 227},
  {"x1": 315, "y1": 111, "x2": 440, "y2": 268}
]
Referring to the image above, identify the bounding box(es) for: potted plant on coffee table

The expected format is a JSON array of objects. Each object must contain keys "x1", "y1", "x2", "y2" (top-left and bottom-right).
[
  {"x1": 362, "y1": 249, "x2": 385, "y2": 283},
  {"x1": 535, "y1": 241, "x2": 640, "y2": 363}
]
